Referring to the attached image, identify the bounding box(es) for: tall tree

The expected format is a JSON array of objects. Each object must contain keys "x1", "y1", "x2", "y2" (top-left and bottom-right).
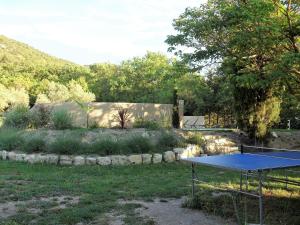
[{"x1": 166, "y1": 0, "x2": 300, "y2": 138}]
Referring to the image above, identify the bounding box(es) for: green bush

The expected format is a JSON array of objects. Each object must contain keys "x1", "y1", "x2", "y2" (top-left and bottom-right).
[
  {"x1": 22, "y1": 135, "x2": 46, "y2": 153},
  {"x1": 186, "y1": 133, "x2": 205, "y2": 146},
  {"x1": 133, "y1": 119, "x2": 161, "y2": 130},
  {"x1": 29, "y1": 105, "x2": 51, "y2": 128},
  {"x1": 47, "y1": 136, "x2": 83, "y2": 154},
  {"x1": 0, "y1": 128, "x2": 23, "y2": 151},
  {"x1": 157, "y1": 131, "x2": 179, "y2": 147},
  {"x1": 88, "y1": 138, "x2": 121, "y2": 155},
  {"x1": 51, "y1": 109, "x2": 73, "y2": 130},
  {"x1": 3, "y1": 105, "x2": 30, "y2": 129},
  {"x1": 122, "y1": 135, "x2": 155, "y2": 154}
]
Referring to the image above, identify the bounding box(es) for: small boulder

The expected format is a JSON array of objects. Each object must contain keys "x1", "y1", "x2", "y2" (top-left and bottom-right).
[
  {"x1": 173, "y1": 148, "x2": 185, "y2": 160},
  {"x1": 0, "y1": 150, "x2": 8, "y2": 160},
  {"x1": 74, "y1": 156, "x2": 85, "y2": 165},
  {"x1": 128, "y1": 154, "x2": 142, "y2": 165},
  {"x1": 35, "y1": 154, "x2": 48, "y2": 163},
  {"x1": 86, "y1": 156, "x2": 97, "y2": 165},
  {"x1": 97, "y1": 156, "x2": 111, "y2": 166},
  {"x1": 111, "y1": 155, "x2": 130, "y2": 166},
  {"x1": 271, "y1": 131, "x2": 278, "y2": 138},
  {"x1": 59, "y1": 155, "x2": 73, "y2": 165},
  {"x1": 46, "y1": 154, "x2": 59, "y2": 164},
  {"x1": 181, "y1": 144, "x2": 202, "y2": 158},
  {"x1": 142, "y1": 154, "x2": 152, "y2": 164},
  {"x1": 25, "y1": 154, "x2": 36, "y2": 164},
  {"x1": 152, "y1": 153, "x2": 162, "y2": 164},
  {"x1": 15, "y1": 153, "x2": 26, "y2": 162},
  {"x1": 7, "y1": 152, "x2": 16, "y2": 161},
  {"x1": 163, "y1": 151, "x2": 175, "y2": 163}
]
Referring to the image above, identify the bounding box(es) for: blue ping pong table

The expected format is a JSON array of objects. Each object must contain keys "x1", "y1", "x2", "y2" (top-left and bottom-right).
[{"x1": 183, "y1": 145, "x2": 300, "y2": 225}]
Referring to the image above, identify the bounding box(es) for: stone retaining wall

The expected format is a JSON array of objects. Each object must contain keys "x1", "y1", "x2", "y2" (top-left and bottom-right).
[{"x1": 0, "y1": 145, "x2": 201, "y2": 166}]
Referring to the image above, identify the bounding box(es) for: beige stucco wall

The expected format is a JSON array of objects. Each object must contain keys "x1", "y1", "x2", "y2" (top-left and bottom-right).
[{"x1": 33, "y1": 102, "x2": 173, "y2": 128}]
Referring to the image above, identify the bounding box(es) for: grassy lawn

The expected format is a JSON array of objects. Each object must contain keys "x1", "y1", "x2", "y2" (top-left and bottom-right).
[{"x1": 0, "y1": 161, "x2": 299, "y2": 225}]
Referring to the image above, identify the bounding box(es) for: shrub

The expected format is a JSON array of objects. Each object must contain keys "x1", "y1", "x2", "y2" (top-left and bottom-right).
[
  {"x1": 133, "y1": 119, "x2": 161, "y2": 130},
  {"x1": 157, "y1": 131, "x2": 179, "y2": 147},
  {"x1": 0, "y1": 128, "x2": 23, "y2": 151},
  {"x1": 113, "y1": 109, "x2": 130, "y2": 129},
  {"x1": 186, "y1": 133, "x2": 205, "y2": 146},
  {"x1": 47, "y1": 136, "x2": 83, "y2": 154},
  {"x1": 122, "y1": 135, "x2": 155, "y2": 154},
  {"x1": 3, "y1": 105, "x2": 30, "y2": 129},
  {"x1": 51, "y1": 109, "x2": 73, "y2": 130},
  {"x1": 29, "y1": 105, "x2": 51, "y2": 128},
  {"x1": 22, "y1": 135, "x2": 46, "y2": 153},
  {"x1": 88, "y1": 138, "x2": 121, "y2": 155}
]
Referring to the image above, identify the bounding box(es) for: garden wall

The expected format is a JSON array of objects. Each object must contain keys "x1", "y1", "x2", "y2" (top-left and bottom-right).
[{"x1": 32, "y1": 102, "x2": 173, "y2": 128}]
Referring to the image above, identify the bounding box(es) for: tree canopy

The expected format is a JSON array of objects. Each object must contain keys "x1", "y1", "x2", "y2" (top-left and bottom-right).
[{"x1": 166, "y1": 0, "x2": 300, "y2": 137}]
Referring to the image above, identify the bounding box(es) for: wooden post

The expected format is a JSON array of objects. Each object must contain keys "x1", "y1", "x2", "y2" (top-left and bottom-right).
[{"x1": 178, "y1": 100, "x2": 184, "y2": 129}]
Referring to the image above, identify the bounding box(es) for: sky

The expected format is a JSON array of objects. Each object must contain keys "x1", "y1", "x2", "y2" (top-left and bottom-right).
[{"x1": 0, "y1": 0, "x2": 205, "y2": 65}]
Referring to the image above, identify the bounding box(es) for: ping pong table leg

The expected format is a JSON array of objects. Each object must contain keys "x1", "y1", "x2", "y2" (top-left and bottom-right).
[
  {"x1": 258, "y1": 171, "x2": 264, "y2": 225},
  {"x1": 192, "y1": 163, "x2": 195, "y2": 198},
  {"x1": 240, "y1": 171, "x2": 243, "y2": 191}
]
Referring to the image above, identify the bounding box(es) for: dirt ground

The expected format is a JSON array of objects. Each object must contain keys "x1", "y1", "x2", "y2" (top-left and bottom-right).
[
  {"x1": 119, "y1": 198, "x2": 237, "y2": 225},
  {"x1": 0, "y1": 195, "x2": 80, "y2": 219}
]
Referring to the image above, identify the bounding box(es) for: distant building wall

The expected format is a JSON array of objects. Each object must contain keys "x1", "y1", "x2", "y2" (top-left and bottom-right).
[{"x1": 33, "y1": 102, "x2": 173, "y2": 128}]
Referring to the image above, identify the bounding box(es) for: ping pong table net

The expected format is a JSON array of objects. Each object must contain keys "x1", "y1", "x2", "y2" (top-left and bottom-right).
[{"x1": 241, "y1": 145, "x2": 300, "y2": 160}]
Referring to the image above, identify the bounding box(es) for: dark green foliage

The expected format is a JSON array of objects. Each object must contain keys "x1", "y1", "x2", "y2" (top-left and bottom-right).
[
  {"x1": 22, "y1": 135, "x2": 46, "y2": 153},
  {"x1": 3, "y1": 105, "x2": 30, "y2": 129},
  {"x1": 88, "y1": 136, "x2": 155, "y2": 155},
  {"x1": 172, "y1": 89, "x2": 179, "y2": 128},
  {"x1": 133, "y1": 119, "x2": 161, "y2": 130},
  {"x1": 166, "y1": 0, "x2": 300, "y2": 137},
  {"x1": 0, "y1": 128, "x2": 23, "y2": 151},
  {"x1": 29, "y1": 105, "x2": 51, "y2": 128},
  {"x1": 47, "y1": 136, "x2": 84, "y2": 154},
  {"x1": 158, "y1": 131, "x2": 179, "y2": 147},
  {"x1": 51, "y1": 109, "x2": 73, "y2": 130},
  {"x1": 186, "y1": 133, "x2": 205, "y2": 146},
  {"x1": 122, "y1": 136, "x2": 155, "y2": 154},
  {"x1": 88, "y1": 138, "x2": 122, "y2": 155}
]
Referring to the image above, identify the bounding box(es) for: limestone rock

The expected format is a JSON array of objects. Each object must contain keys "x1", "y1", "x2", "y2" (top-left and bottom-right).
[
  {"x1": 271, "y1": 131, "x2": 278, "y2": 138},
  {"x1": 97, "y1": 156, "x2": 111, "y2": 166},
  {"x1": 59, "y1": 155, "x2": 73, "y2": 165},
  {"x1": 86, "y1": 156, "x2": 97, "y2": 165},
  {"x1": 25, "y1": 154, "x2": 36, "y2": 164},
  {"x1": 7, "y1": 152, "x2": 16, "y2": 161},
  {"x1": 15, "y1": 153, "x2": 26, "y2": 162},
  {"x1": 142, "y1": 154, "x2": 152, "y2": 164},
  {"x1": 152, "y1": 153, "x2": 162, "y2": 164},
  {"x1": 0, "y1": 150, "x2": 7, "y2": 160},
  {"x1": 173, "y1": 148, "x2": 185, "y2": 160},
  {"x1": 163, "y1": 151, "x2": 175, "y2": 163},
  {"x1": 111, "y1": 155, "x2": 130, "y2": 166},
  {"x1": 184, "y1": 144, "x2": 202, "y2": 157},
  {"x1": 46, "y1": 154, "x2": 59, "y2": 164},
  {"x1": 74, "y1": 156, "x2": 85, "y2": 165},
  {"x1": 128, "y1": 154, "x2": 142, "y2": 165},
  {"x1": 35, "y1": 154, "x2": 48, "y2": 163}
]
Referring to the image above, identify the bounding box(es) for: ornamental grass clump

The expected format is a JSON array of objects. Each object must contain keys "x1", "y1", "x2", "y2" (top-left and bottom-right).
[
  {"x1": 51, "y1": 109, "x2": 73, "y2": 130},
  {"x1": 122, "y1": 135, "x2": 155, "y2": 154},
  {"x1": 47, "y1": 136, "x2": 83, "y2": 154},
  {"x1": 22, "y1": 135, "x2": 46, "y2": 153},
  {"x1": 3, "y1": 105, "x2": 30, "y2": 129},
  {"x1": 88, "y1": 138, "x2": 121, "y2": 155},
  {"x1": 0, "y1": 128, "x2": 23, "y2": 151},
  {"x1": 157, "y1": 131, "x2": 179, "y2": 148}
]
